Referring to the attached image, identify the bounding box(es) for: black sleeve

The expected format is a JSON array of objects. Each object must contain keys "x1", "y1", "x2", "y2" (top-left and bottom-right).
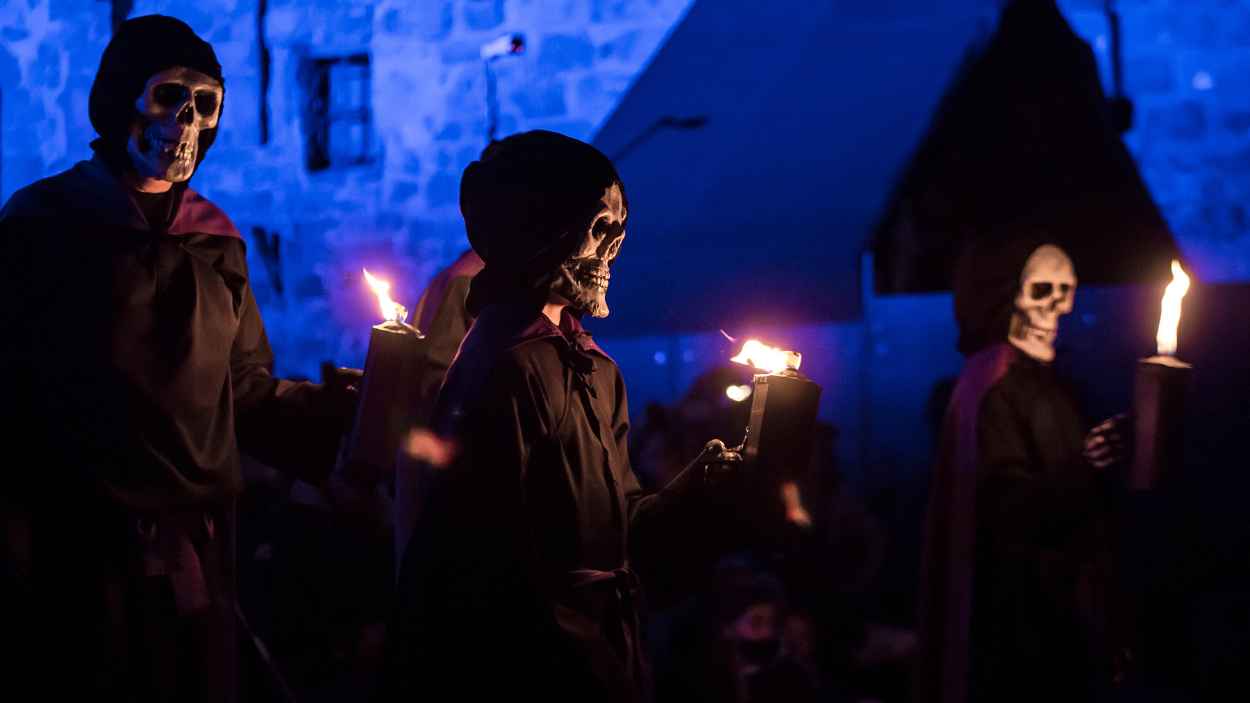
[
  {"x1": 390, "y1": 355, "x2": 545, "y2": 691},
  {"x1": 231, "y1": 281, "x2": 354, "y2": 483},
  {"x1": 618, "y1": 372, "x2": 720, "y2": 603},
  {"x1": 976, "y1": 383, "x2": 1104, "y2": 552}
]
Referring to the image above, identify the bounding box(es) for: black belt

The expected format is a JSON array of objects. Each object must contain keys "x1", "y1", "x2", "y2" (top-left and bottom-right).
[{"x1": 565, "y1": 566, "x2": 646, "y2": 689}]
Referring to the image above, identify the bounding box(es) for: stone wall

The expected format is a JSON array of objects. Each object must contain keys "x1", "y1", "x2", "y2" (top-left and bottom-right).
[
  {"x1": 1062, "y1": 0, "x2": 1250, "y2": 281},
  {"x1": 2, "y1": 0, "x2": 1249, "y2": 381},
  {"x1": 0, "y1": 0, "x2": 693, "y2": 376}
]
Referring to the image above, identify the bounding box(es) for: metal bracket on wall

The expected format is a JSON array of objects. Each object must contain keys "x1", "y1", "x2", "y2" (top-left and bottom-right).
[
  {"x1": 258, "y1": 0, "x2": 271, "y2": 144},
  {"x1": 108, "y1": 0, "x2": 134, "y2": 34}
]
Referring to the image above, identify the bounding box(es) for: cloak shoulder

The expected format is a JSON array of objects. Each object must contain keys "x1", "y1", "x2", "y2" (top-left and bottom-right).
[
  {"x1": 914, "y1": 342, "x2": 1019, "y2": 703},
  {"x1": 0, "y1": 158, "x2": 241, "y2": 240}
]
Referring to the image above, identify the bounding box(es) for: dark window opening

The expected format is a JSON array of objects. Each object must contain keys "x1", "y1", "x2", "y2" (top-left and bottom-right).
[{"x1": 301, "y1": 53, "x2": 374, "y2": 172}]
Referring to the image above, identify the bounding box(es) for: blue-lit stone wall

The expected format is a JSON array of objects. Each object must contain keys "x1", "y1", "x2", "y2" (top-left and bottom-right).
[
  {"x1": 0, "y1": 0, "x2": 694, "y2": 378},
  {"x1": 1061, "y1": 0, "x2": 1250, "y2": 282},
  {"x1": 1, "y1": 0, "x2": 1247, "y2": 482}
]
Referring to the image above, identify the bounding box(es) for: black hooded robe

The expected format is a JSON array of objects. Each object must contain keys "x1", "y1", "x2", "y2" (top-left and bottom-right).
[
  {"x1": 0, "y1": 156, "x2": 349, "y2": 701},
  {"x1": 915, "y1": 240, "x2": 1114, "y2": 703},
  {"x1": 388, "y1": 303, "x2": 716, "y2": 702}
]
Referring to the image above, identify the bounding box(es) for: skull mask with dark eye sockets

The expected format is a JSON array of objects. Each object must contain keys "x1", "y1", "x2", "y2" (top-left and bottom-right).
[
  {"x1": 1008, "y1": 244, "x2": 1077, "y2": 362},
  {"x1": 551, "y1": 183, "x2": 627, "y2": 319},
  {"x1": 127, "y1": 66, "x2": 222, "y2": 183}
]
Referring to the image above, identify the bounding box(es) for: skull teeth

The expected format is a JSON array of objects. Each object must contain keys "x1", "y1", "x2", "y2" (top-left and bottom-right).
[
  {"x1": 573, "y1": 263, "x2": 610, "y2": 292},
  {"x1": 152, "y1": 136, "x2": 192, "y2": 158},
  {"x1": 578, "y1": 272, "x2": 609, "y2": 291}
]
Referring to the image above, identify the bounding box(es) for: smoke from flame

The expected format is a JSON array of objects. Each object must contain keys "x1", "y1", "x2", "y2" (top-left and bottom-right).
[
  {"x1": 730, "y1": 339, "x2": 801, "y2": 374},
  {"x1": 363, "y1": 269, "x2": 408, "y2": 323},
  {"x1": 1156, "y1": 260, "x2": 1190, "y2": 357}
]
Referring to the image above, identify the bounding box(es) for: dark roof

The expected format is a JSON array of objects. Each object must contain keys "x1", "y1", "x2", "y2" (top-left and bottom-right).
[
  {"x1": 871, "y1": 0, "x2": 1179, "y2": 294},
  {"x1": 592, "y1": 0, "x2": 992, "y2": 335}
]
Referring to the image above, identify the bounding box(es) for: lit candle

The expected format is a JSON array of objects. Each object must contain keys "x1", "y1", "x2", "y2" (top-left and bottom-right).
[
  {"x1": 729, "y1": 338, "x2": 823, "y2": 530},
  {"x1": 1130, "y1": 260, "x2": 1191, "y2": 491},
  {"x1": 341, "y1": 269, "x2": 426, "y2": 485}
]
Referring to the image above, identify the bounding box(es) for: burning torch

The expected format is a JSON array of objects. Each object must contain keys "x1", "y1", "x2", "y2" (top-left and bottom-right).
[
  {"x1": 340, "y1": 269, "x2": 427, "y2": 485},
  {"x1": 1130, "y1": 260, "x2": 1191, "y2": 491},
  {"x1": 728, "y1": 338, "x2": 823, "y2": 530}
]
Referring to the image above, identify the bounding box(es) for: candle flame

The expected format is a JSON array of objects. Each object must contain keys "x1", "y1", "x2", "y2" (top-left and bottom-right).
[
  {"x1": 730, "y1": 339, "x2": 801, "y2": 374},
  {"x1": 1156, "y1": 260, "x2": 1190, "y2": 357},
  {"x1": 363, "y1": 268, "x2": 408, "y2": 323},
  {"x1": 725, "y1": 384, "x2": 753, "y2": 402}
]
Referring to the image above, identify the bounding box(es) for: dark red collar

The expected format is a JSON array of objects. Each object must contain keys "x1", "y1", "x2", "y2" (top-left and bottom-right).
[
  {"x1": 471, "y1": 302, "x2": 611, "y2": 361},
  {"x1": 77, "y1": 156, "x2": 241, "y2": 239}
]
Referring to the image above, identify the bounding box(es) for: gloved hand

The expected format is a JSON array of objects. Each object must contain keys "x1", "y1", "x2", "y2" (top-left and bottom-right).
[
  {"x1": 320, "y1": 363, "x2": 363, "y2": 430},
  {"x1": 1085, "y1": 412, "x2": 1129, "y2": 471},
  {"x1": 692, "y1": 438, "x2": 743, "y2": 483}
]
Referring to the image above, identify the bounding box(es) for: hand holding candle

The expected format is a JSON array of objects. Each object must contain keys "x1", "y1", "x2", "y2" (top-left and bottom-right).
[{"x1": 1084, "y1": 413, "x2": 1128, "y2": 471}]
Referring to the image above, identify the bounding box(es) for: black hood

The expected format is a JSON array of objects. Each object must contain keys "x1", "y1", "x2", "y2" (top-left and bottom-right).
[
  {"x1": 88, "y1": 15, "x2": 224, "y2": 173},
  {"x1": 460, "y1": 130, "x2": 625, "y2": 316},
  {"x1": 873, "y1": 0, "x2": 1177, "y2": 294},
  {"x1": 953, "y1": 232, "x2": 1058, "y2": 357}
]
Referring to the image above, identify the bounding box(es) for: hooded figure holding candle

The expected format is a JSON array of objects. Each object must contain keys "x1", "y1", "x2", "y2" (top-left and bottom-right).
[
  {"x1": 0, "y1": 16, "x2": 356, "y2": 701},
  {"x1": 914, "y1": 236, "x2": 1126, "y2": 703},
  {"x1": 386, "y1": 130, "x2": 742, "y2": 702}
]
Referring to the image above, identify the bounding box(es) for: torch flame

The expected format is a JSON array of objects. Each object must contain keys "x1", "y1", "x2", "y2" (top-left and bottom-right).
[
  {"x1": 363, "y1": 268, "x2": 408, "y2": 324},
  {"x1": 1156, "y1": 260, "x2": 1190, "y2": 357},
  {"x1": 730, "y1": 339, "x2": 801, "y2": 374}
]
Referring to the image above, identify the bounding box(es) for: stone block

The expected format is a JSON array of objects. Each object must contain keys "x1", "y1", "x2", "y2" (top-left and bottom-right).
[
  {"x1": 539, "y1": 33, "x2": 595, "y2": 72},
  {"x1": 426, "y1": 169, "x2": 459, "y2": 207},
  {"x1": 1162, "y1": 100, "x2": 1207, "y2": 141},
  {"x1": 1222, "y1": 12, "x2": 1250, "y2": 47},
  {"x1": 526, "y1": 0, "x2": 591, "y2": 26},
  {"x1": 510, "y1": 78, "x2": 568, "y2": 118},
  {"x1": 390, "y1": 179, "x2": 421, "y2": 205},
  {"x1": 464, "y1": 0, "x2": 505, "y2": 31},
  {"x1": 34, "y1": 40, "x2": 63, "y2": 91},
  {"x1": 382, "y1": 1, "x2": 453, "y2": 40},
  {"x1": 597, "y1": 29, "x2": 640, "y2": 62},
  {"x1": 575, "y1": 71, "x2": 629, "y2": 114},
  {"x1": 441, "y1": 39, "x2": 483, "y2": 64},
  {"x1": 455, "y1": 144, "x2": 480, "y2": 168},
  {"x1": 266, "y1": 6, "x2": 304, "y2": 42},
  {"x1": 1224, "y1": 111, "x2": 1250, "y2": 135},
  {"x1": 1126, "y1": 54, "x2": 1177, "y2": 96},
  {"x1": 592, "y1": 0, "x2": 642, "y2": 24},
  {"x1": 434, "y1": 122, "x2": 464, "y2": 141}
]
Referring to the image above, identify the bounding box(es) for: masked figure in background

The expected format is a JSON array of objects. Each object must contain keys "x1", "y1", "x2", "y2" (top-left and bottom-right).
[
  {"x1": 387, "y1": 130, "x2": 742, "y2": 702},
  {"x1": 914, "y1": 239, "x2": 1123, "y2": 703},
  {"x1": 0, "y1": 16, "x2": 354, "y2": 701},
  {"x1": 392, "y1": 246, "x2": 483, "y2": 568}
]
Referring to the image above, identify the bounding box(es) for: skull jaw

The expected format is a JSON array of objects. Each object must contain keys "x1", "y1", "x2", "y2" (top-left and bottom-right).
[
  {"x1": 553, "y1": 261, "x2": 611, "y2": 319},
  {"x1": 127, "y1": 122, "x2": 199, "y2": 183},
  {"x1": 1008, "y1": 312, "x2": 1057, "y2": 362}
]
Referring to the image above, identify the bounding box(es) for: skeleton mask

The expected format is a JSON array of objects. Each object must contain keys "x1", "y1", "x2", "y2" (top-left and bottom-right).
[
  {"x1": 127, "y1": 66, "x2": 222, "y2": 183},
  {"x1": 551, "y1": 183, "x2": 627, "y2": 318},
  {"x1": 1008, "y1": 244, "x2": 1076, "y2": 362}
]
